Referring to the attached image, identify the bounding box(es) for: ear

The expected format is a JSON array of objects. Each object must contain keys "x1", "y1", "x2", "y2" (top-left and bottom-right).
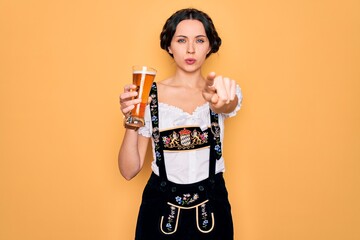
[{"x1": 168, "y1": 47, "x2": 173, "y2": 54}]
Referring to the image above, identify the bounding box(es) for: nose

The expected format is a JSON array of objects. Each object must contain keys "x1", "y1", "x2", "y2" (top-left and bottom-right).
[{"x1": 187, "y1": 41, "x2": 195, "y2": 54}]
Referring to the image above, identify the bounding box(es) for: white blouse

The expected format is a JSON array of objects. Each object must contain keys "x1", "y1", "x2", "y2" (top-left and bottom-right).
[{"x1": 138, "y1": 85, "x2": 242, "y2": 184}]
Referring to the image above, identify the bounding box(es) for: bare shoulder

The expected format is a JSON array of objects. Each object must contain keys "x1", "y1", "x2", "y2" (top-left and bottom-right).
[
  {"x1": 156, "y1": 78, "x2": 178, "y2": 99},
  {"x1": 156, "y1": 78, "x2": 174, "y2": 89}
]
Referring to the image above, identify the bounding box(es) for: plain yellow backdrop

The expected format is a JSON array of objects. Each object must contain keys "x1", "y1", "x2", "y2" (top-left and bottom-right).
[{"x1": 1, "y1": 0, "x2": 359, "y2": 239}]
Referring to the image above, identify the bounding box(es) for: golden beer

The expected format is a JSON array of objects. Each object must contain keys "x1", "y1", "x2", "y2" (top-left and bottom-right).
[{"x1": 125, "y1": 66, "x2": 156, "y2": 128}]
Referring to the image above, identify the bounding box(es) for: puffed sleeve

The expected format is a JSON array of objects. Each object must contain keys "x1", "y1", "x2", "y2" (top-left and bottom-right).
[
  {"x1": 137, "y1": 105, "x2": 152, "y2": 137},
  {"x1": 223, "y1": 84, "x2": 243, "y2": 118}
]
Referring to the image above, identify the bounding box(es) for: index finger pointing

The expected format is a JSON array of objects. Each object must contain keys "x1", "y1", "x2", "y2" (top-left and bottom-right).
[{"x1": 206, "y1": 72, "x2": 216, "y2": 86}]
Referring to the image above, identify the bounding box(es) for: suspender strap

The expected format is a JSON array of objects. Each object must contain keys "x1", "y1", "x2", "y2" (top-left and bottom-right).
[
  {"x1": 209, "y1": 111, "x2": 222, "y2": 181},
  {"x1": 149, "y1": 82, "x2": 222, "y2": 184},
  {"x1": 149, "y1": 83, "x2": 168, "y2": 181}
]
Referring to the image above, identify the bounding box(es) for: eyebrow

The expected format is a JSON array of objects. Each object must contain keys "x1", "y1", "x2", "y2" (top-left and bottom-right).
[{"x1": 174, "y1": 35, "x2": 207, "y2": 38}]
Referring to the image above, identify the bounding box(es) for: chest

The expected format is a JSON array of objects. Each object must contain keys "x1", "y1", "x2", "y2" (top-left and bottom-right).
[{"x1": 158, "y1": 87, "x2": 206, "y2": 115}]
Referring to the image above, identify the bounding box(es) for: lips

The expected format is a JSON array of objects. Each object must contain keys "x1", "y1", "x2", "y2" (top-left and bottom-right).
[{"x1": 185, "y1": 58, "x2": 196, "y2": 65}]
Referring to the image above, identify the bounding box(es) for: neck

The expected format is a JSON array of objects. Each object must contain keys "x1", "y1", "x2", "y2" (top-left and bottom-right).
[{"x1": 172, "y1": 68, "x2": 206, "y2": 89}]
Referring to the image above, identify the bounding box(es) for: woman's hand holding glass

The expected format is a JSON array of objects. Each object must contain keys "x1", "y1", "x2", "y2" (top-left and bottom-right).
[{"x1": 119, "y1": 84, "x2": 141, "y2": 119}]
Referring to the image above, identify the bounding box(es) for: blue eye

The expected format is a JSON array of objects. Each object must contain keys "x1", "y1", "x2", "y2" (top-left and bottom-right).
[
  {"x1": 177, "y1": 39, "x2": 186, "y2": 43},
  {"x1": 196, "y1": 39, "x2": 205, "y2": 43}
]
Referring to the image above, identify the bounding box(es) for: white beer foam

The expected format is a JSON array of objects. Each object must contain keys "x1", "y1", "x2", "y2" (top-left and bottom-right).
[{"x1": 133, "y1": 70, "x2": 156, "y2": 75}]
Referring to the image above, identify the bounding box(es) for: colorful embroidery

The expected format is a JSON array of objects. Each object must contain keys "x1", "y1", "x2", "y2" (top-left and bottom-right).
[
  {"x1": 165, "y1": 206, "x2": 176, "y2": 231},
  {"x1": 149, "y1": 85, "x2": 163, "y2": 167},
  {"x1": 201, "y1": 203, "x2": 209, "y2": 229},
  {"x1": 210, "y1": 113, "x2": 222, "y2": 158},
  {"x1": 175, "y1": 193, "x2": 199, "y2": 206},
  {"x1": 162, "y1": 128, "x2": 209, "y2": 150}
]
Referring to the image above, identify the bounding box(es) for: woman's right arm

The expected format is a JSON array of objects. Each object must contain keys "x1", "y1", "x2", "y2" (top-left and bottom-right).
[
  {"x1": 118, "y1": 129, "x2": 150, "y2": 180},
  {"x1": 118, "y1": 84, "x2": 150, "y2": 180}
]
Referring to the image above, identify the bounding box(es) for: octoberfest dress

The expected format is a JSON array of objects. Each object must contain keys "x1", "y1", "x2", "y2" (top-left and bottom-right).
[{"x1": 135, "y1": 83, "x2": 242, "y2": 240}]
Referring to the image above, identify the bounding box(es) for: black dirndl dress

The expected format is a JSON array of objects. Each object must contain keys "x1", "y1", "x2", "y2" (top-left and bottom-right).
[{"x1": 135, "y1": 83, "x2": 234, "y2": 240}]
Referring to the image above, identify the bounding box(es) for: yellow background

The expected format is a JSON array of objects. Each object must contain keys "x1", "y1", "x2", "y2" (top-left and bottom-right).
[{"x1": 1, "y1": 0, "x2": 359, "y2": 239}]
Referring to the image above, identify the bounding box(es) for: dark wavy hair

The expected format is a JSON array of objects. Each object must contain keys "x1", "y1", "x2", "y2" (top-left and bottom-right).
[{"x1": 160, "y1": 8, "x2": 222, "y2": 58}]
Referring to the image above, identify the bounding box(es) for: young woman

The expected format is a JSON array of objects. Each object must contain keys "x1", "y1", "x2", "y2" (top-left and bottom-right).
[{"x1": 119, "y1": 8, "x2": 242, "y2": 240}]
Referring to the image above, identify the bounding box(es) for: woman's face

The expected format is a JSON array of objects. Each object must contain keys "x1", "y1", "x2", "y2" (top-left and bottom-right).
[{"x1": 168, "y1": 19, "x2": 211, "y2": 73}]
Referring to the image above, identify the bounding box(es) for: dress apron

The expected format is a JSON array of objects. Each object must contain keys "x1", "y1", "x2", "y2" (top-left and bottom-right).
[{"x1": 135, "y1": 83, "x2": 234, "y2": 240}]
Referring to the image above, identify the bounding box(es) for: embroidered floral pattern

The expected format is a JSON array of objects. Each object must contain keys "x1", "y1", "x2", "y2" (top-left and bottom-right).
[
  {"x1": 201, "y1": 203, "x2": 210, "y2": 229},
  {"x1": 175, "y1": 193, "x2": 199, "y2": 206},
  {"x1": 165, "y1": 206, "x2": 176, "y2": 231},
  {"x1": 149, "y1": 84, "x2": 163, "y2": 167},
  {"x1": 210, "y1": 111, "x2": 222, "y2": 158}
]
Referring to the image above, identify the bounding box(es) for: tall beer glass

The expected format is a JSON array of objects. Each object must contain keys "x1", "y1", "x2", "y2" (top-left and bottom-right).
[{"x1": 125, "y1": 66, "x2": 156, "y2": 128}]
